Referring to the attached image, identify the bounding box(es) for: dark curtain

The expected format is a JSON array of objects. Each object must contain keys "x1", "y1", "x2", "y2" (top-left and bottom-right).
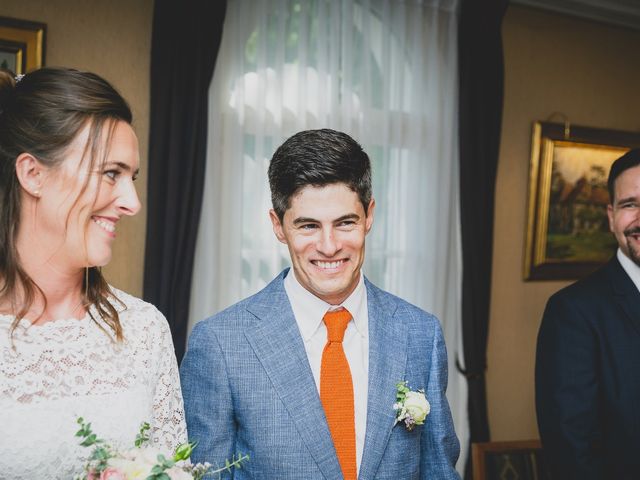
[
  {"x1": 143, "y1": 0, "x2": 227, "y2": 362},
  {"x1": 458, "y1": 0, "x2": 508, "y2": 477}
]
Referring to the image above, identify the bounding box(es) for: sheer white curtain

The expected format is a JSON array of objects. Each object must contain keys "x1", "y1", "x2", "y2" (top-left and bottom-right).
[{"x1": 189, "y1": 0, "x2": 467, "y2": 471}]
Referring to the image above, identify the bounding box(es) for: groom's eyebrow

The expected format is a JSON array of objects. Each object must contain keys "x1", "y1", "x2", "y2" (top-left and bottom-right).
[
  {"x1": 292, "y1": 213, "x2": 360, "y2": 225},
  {"x1": 293, "y1": 217, "x2": 320, "y2": 225},
  {"x1": 333, "y1": 213, "x2": 360, "y2": 223}
]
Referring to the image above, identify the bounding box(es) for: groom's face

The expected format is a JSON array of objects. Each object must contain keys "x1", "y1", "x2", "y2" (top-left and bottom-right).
[{"x1": 270, "y1": 182, "x2": 375, "y2": 305}]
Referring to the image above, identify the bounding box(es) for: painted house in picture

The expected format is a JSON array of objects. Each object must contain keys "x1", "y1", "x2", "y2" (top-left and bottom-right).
[{"x1": 546, "y1": 144, "x2": 622, "y2": 262}]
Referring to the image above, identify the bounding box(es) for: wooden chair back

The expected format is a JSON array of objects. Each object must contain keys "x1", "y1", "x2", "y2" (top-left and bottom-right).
[{"x1": 472, "y1": 439, "x2": 550, "y2": 480}]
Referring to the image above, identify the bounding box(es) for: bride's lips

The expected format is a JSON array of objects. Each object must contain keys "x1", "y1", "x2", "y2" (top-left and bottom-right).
[{"x1": 91, "y1": 216, "x2": 118, "y2": 238}]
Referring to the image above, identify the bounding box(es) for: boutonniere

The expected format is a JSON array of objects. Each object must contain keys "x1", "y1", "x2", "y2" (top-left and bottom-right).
[{"x1": 393, "y1": 381, "x2": 430, "y2": 431}]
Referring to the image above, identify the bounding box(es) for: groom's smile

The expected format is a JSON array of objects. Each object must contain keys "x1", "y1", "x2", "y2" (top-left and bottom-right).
[
  {"x1": 269, "y1": 182, "x2": 375, "y2": 305},
  {"x1": 312, "y1": 259, "x2": 348, "y2": 270}
]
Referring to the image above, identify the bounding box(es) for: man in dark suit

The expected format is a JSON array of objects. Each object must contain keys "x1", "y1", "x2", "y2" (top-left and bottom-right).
[{"x1": 536, "y1": 148, "x2": 640, "y2": 480}]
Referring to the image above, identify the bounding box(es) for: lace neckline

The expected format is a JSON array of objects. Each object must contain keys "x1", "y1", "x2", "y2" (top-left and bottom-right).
[
  {"x1": 0, "y1": 312, "x2": 94, "y2": 335},
  {"x1": 0, "y1": 289, "x2": 125, "y2": 331}
]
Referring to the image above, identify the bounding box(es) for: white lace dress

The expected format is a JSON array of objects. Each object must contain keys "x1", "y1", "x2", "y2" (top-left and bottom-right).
[{"x1": 0, "y1": 288, "x2": 187, "y2": 479}]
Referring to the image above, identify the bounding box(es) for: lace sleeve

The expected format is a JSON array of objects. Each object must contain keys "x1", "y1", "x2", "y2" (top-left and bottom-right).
[{"x1": 150, "y1": 308, "x2": 188, "y2": 452}]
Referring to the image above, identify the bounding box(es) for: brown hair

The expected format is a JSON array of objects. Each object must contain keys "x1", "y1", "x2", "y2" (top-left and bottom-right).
[{"x1": 0, "y1": 67, "x2": 133, "y2": 339}]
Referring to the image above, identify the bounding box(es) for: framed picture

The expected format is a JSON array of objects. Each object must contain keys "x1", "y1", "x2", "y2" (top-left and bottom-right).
[
  {"x1": 0, "y1": 16, "x2": 46, "y2": 74},
  {"x1": 524, "y1": 121, "x2": 640, "y2": 280}
]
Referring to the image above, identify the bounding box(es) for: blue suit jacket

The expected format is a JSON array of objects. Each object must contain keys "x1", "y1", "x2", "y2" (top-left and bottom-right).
[{"x1": 180, "y1": 269, "x2": 460, "y2": 479}]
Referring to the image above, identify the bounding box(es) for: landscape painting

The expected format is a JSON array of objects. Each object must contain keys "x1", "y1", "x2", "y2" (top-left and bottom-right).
[
  {"x1": 524, "y1": 122, "x2": 640, "y2": 280},
  {"x1": 545, "y1": 143, "x2": 621, "y2": 263}
]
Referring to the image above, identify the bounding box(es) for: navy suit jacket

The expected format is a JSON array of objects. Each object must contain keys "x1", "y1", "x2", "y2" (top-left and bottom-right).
[
  {"x1": 180, "y1": 269, "x2": 460, "y2": 479},
  {"x1": 536, "y1": 256, "x2": 640, "y2": 479}
]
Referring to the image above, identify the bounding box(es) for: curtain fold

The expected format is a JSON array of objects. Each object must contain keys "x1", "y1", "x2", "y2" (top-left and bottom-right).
[
  {"x1": 143, "y1": 0, "x2": 227, "y2": 362},
  {"x1": 458, "y1": 0, "x2": 508, "y2": 477}
]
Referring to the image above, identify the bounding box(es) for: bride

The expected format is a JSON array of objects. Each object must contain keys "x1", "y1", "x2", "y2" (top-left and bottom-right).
[{"x1": 0, "y1": 68, "x2": 186, "y2": 478}]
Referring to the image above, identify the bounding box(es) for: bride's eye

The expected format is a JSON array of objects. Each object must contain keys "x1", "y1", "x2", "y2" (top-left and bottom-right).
[{"x1": 104, "y1": 169, "x2": 120, "y2": 181}]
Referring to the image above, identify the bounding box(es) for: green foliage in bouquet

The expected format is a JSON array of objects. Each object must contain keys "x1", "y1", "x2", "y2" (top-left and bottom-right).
[{"x1": 75, "y1": 417, "x2": 249, "y2": 480}]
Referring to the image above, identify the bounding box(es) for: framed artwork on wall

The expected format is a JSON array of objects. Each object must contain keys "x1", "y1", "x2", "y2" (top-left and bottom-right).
[
  {"x1": 0, "y1": 16, "x2": 46, "y2": 74},
  {"x1": 524, "y1": 121, "x2": 640, "y2": 280}
]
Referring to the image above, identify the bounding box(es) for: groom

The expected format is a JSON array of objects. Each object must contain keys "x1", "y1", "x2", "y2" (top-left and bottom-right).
[{"x1": 180, "y1": 129, "x2": 460, "y2": 479}]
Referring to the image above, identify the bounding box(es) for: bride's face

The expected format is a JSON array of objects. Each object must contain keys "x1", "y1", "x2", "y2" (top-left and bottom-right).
[{"x1": 33, "y1": 120, "x2": 141, "y2": 270}]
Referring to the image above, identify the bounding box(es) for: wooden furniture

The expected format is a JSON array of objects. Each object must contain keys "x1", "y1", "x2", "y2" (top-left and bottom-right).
[{"x1": 472, "y1": 439, "x2": 550, "y2": 480}]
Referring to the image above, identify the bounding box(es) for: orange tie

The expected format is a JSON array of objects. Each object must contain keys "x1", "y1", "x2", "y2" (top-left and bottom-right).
[{"x1": 320, "y1": 308, "x2": 357, "y2": 480}]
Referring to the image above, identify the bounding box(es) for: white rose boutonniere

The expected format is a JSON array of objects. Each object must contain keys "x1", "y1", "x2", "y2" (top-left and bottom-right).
[{"x1": 393, "y1": 381, "x2": 430, "y2": 431}]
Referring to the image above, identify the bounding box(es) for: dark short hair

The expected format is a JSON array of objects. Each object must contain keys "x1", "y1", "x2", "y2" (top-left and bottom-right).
[
  {"x1": 608, "y1": 148, "x2": 640, "y2": 203},
  {"x1": 268, "y1": 129, "x2": 372, "y2": 220}
]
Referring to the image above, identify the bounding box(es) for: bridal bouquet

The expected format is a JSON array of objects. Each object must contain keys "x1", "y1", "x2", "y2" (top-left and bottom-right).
[{"x1": 74, "y1": 417, "x2": 248, "y2": 480}]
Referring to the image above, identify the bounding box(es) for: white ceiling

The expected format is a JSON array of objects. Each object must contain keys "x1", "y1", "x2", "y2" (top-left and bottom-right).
[{"x1": 511, "y1": 0, "x2": 640, "y2": 31}]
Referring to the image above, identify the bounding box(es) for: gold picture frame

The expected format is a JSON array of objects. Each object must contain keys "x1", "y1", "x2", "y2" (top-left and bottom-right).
[
  {"x1": 0, "y1": 16, "x2": 46, "y2": 74},
  {"x1": 524, "y1": 121, "x2": 640, "y2": 280}
]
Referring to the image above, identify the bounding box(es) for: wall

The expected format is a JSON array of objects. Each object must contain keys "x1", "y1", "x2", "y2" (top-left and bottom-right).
[
  {"x1": 488, "y1": 5, "x2": 640, "y2": 440},
  {"x1": 1, "y1": 0, "x2": 153, "y2": 296}
]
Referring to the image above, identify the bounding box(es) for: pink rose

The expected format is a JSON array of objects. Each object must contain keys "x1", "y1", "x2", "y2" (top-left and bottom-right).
[{"x1": 100, "y1": 468, "x2": 127, "y2": 480}]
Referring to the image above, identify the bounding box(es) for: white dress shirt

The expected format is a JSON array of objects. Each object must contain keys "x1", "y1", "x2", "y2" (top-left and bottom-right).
[
  {"x1": 617, "y1": 248, "x2": 640, "y2": 293},
  {"x1": 284, "y1": 269, "x2": 369, "y2": 473}
]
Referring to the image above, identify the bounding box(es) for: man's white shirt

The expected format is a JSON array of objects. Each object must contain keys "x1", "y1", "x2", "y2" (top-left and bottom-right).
[
  {"x1": 284, "y1": 269, "x2": 369, "y2": 473},
  {"x1": 618, "y1": 248, "x2": 640, "y2": 293}
]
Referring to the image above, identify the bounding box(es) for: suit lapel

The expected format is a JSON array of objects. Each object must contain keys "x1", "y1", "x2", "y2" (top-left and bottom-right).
[
  {"x1": 609, "y1": 256, "x2": 640, "y2": 337},
  {"x1": 244, "y1": 271, "x2": 342, "y2": 480},
  {"x1": 359, "y1": 281, "x2": 408, "y2": 480}
]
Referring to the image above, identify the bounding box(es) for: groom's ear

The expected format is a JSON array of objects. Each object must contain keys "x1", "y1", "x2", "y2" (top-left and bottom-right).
[
  {"x1": 365, "y1": 198, "x2": 375, "y2": 234},
  {"x1": 269, "y1": 209, "x2": 287, "y2": 244}
]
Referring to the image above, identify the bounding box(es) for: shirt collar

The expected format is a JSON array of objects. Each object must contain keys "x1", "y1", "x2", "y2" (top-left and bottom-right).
[
  {"x1": 284, "y1": 268, "x2": 368, "y2": 342},
  {"x1": 617, "y1": 248, "x2": 640, "y2": 293}
]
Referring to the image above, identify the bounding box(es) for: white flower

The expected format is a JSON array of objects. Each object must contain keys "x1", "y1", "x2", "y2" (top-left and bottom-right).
[
  {"x1": 393, "y1": 381, "x2": 430, "y2": 431},
  {"x1": 107, "y1": 447, "x2": 161, "y2": 480},
  {"x1": 404, "y1": 391, "x2": 430, "y2": 424},
  {"x1": 107, "y1": 457, "x2": 153, "y2": 480}
]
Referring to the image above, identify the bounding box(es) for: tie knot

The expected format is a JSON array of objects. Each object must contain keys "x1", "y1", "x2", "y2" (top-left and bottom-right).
[{"x1": 323, "y1": 308, "x2": 352, "y2": 343}]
